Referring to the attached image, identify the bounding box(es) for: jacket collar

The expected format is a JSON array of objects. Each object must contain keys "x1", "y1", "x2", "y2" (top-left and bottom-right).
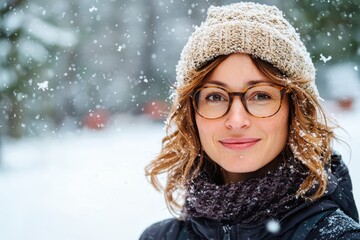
[{"x1": 188, "y1": 199, "x2": 339, "y2": 239}]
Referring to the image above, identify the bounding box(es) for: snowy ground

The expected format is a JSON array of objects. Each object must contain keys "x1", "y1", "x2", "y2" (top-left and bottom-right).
[{"x1": 0, "y1": 101, "x2": 359, "y2": 240}]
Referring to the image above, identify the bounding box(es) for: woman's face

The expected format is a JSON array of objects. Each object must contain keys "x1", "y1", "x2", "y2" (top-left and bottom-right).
[{"x1": 195, "y1": 53, "x2": 290, "y2": 183}]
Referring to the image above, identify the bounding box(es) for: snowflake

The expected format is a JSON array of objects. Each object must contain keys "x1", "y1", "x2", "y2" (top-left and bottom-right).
[
  {"x1": 320, "y1": 54, "x2": 332, "y2": 63},
  {"x1": 37, "y1": 81, "x2": 49, "y2": 91},
  {"x1": 89, "y1": 6, "x2": 98, "y2": 12},
  {"x1": 266, "y1": 219, "x2": 281, "y2": 234}
]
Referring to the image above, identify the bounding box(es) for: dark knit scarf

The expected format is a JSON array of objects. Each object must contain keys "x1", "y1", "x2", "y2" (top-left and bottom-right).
[{"x1": 185, "y1": 156, "x2": 308, "y2": 224}]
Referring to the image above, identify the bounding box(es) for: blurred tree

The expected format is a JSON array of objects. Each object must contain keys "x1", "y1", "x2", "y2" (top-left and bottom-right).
[
  {"x1": 281, "y1": 0, "x2": 360, "y2": 65},
  {"x1": 131, "y1": 0, "x2": 157, "y2": 113},
  {"x1": 0, "y1": 0, "x2": 77, "y2": 138},
  {"x1": 1, "y1": 0, "x2": 30, "y2": 138}
]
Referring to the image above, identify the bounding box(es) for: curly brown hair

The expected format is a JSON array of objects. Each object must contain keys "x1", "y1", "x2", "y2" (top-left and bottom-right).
[{"x1": 145, "y1": 55, "x2": 336, "y2": 216}]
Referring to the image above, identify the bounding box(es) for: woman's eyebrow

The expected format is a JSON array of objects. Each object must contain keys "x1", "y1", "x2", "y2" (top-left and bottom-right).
[
  {"x1": 204, "y1": 79, "x2": 270, "y2": 87},
  {"x1": 204, "y1": 80, "x2": 228, "y2": 87},
  {"x1": 247, "y1": 80, "x2": 269, "y2": 85}
]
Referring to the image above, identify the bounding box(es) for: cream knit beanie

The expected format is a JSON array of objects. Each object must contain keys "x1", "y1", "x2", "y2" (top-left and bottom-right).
[{"x1": 176, "y1": 2, "x2": 318, "y2": 96}]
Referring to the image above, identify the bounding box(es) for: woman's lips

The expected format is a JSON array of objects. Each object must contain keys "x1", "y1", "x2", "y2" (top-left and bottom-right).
[{"x1": 219, "y1": 138, "x2": 260, "y2": 150}]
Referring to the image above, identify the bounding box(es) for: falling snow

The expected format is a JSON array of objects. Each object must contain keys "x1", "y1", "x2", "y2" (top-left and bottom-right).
[
  {"x1": 266, "y1": 219, "x2": 281, "y2": 234},
  {"x1": 37, "y1": 81, "x2": 49, "y2": 91},
  {"x1": 89, "y1": 6, "x2": 98, "y2": 12},
  {"x1": 0, "y1": 1, "x2": 359, "y2": 239},
  {"x1": 320, "y1": 54, "x2": 332, "y2": 63}
]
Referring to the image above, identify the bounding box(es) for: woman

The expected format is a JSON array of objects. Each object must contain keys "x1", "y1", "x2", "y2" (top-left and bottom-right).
[{"x1": 140, "y1": 2, "x2": 360, "y2": 239}]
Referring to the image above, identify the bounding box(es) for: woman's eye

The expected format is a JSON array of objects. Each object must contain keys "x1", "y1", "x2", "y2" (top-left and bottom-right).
[
  {"x1": 205, "y1": 93, "x2": 227, "y2": 102},
  {"x1": 252, "y1": 92, "x2": 272, "y2": 101}
]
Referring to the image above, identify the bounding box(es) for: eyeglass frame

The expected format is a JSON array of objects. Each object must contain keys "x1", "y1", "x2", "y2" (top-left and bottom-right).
[{"x1": 190, "y1": 83, "x2": 290, "y2": 119}]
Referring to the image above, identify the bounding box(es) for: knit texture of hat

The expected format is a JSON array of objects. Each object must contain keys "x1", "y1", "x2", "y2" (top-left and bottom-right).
[{"x1": 176, "y1": 2, "x2": 318, "y2": 96}]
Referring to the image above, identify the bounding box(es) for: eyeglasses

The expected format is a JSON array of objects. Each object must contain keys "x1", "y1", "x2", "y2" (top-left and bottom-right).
[{"x1": 191, "y1": 83, "x2": 289, "y2": 119}]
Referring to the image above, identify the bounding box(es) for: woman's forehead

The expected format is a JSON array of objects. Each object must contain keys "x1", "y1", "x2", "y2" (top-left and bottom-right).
[{"x1": 202, "y1": 53, "x2": 268, "y2": 89}]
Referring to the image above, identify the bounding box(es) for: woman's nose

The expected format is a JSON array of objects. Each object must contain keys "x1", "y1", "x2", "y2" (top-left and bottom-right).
[{"x1": 224, "y1": 97, "x2": 251, "y2": 129}]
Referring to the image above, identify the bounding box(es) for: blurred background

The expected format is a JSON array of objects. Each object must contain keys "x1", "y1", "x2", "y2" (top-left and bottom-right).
[
  {"x1": 0, "y1": 0, "x2": 359, "y2": 138},
  {"x1": 0, "y1": 0, "x2": 359, "y2": 239}
]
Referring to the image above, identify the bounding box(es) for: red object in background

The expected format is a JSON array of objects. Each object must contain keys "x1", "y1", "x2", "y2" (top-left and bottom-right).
[
  {"x1": 337, "y1": 97, "x2": 354, "y2": 110},
  {"x1": 144, "y1": 100, "x2": 169, "y2": 120},
  {"x1": 83, "y1": 109, "x2": 110, "y2": 129}
]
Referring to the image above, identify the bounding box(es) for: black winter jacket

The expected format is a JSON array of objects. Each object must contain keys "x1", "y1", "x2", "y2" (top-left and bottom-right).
[{"x1": 140, "y1": 154, "x2": 360, "y2": 239}]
